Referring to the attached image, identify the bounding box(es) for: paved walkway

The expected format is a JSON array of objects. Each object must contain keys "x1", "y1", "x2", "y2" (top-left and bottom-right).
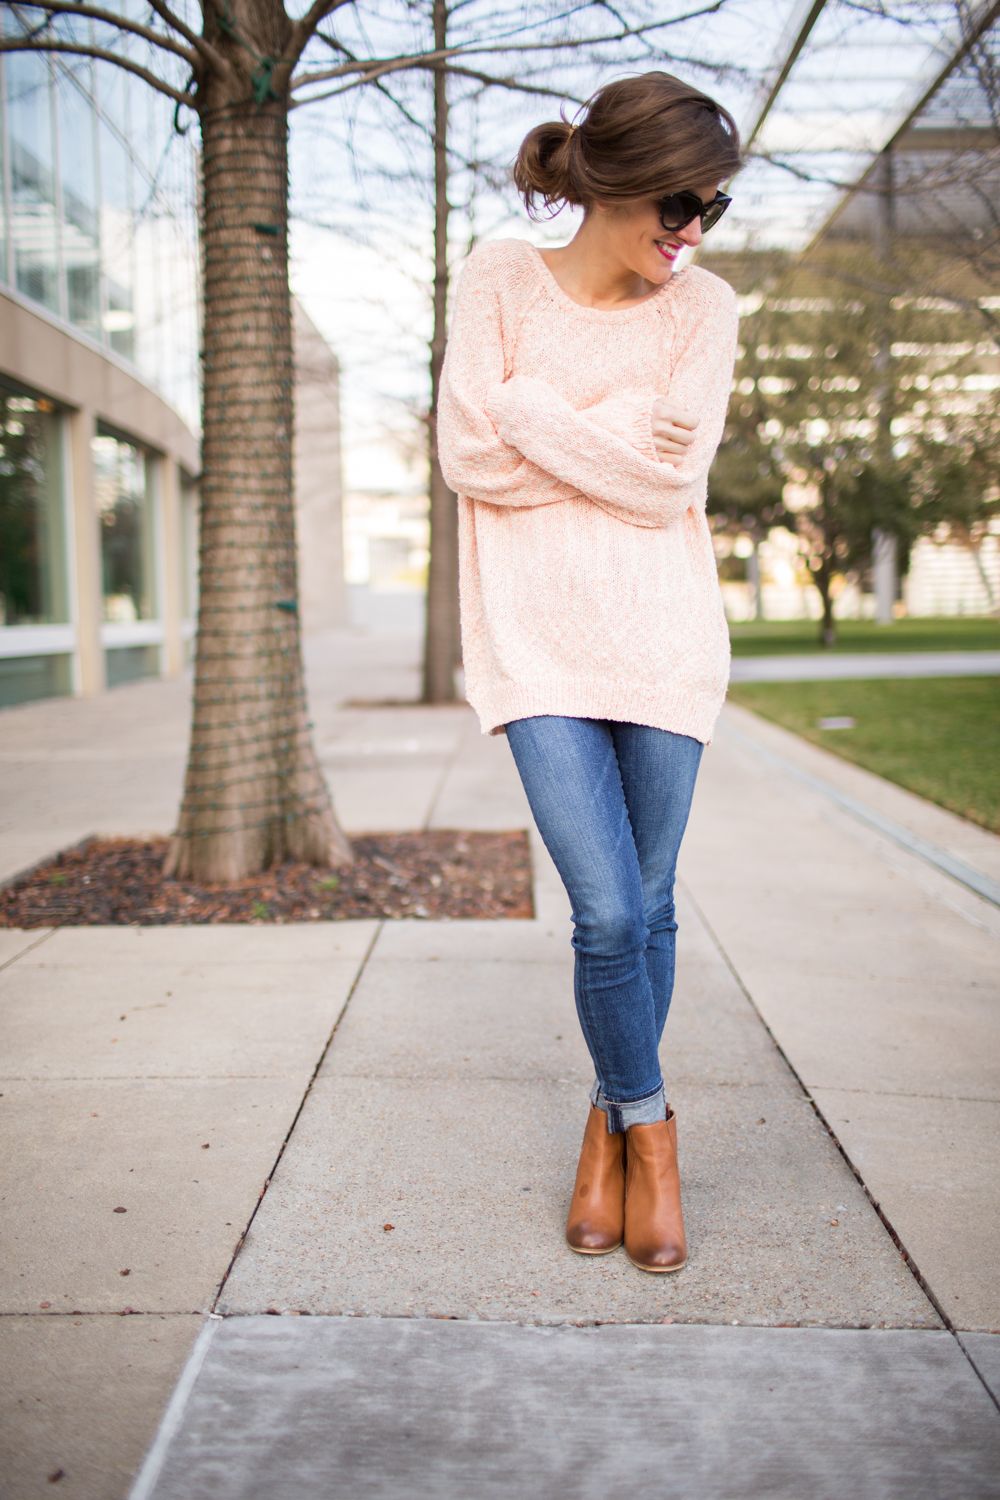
[
  {"x1": 730, "y1": 649, "x2": 1000, "y2": 681},
  {"x1": 1, "y1": 628, "x2": 998, "y2": 1498}
]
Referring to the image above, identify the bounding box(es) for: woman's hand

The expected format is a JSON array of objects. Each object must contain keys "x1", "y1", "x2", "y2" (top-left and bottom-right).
[{"x1": 651, "y1": 398, "x2": 699, "y2": 465}]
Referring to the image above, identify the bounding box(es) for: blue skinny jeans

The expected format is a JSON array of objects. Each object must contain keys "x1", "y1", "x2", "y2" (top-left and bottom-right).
[{"x1": 506, "y1": 716, "x2": 703, "y2": 1133}]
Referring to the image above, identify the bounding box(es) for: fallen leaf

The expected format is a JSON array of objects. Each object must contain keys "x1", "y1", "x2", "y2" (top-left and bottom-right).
[
  {"x1": 39, "y1": 1302, "x2": 51, "y2": 1309},
  {"x1": 830, "y1": 1219, "x2": 839, "y2": 1226},
  {"x1": 48, "y1": 1470, "x2": 65, "y2": 1483},
  {"x1": 757, "y1": 1118, "x2": 766, "y2": 1125},
  {"x1": 201, "y1": 1143, "x2": 210, "y2": 1149},
  {"x1": 120, "y1": 1269, "x2": 131, "y2": 1277},
  {"x1": 383, "y1": 1223, "x2": 395, "y2": 1232},
  {"x1": 113, "y1": 1207, "x2": 126, "y2": 1213}
]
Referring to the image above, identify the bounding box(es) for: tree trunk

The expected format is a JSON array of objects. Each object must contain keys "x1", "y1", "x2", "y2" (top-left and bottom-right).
[
  {"x1": 422, "y1": 0, "x2": 460, "y2": 703},
  {"x1": 815, "y1": 565, "x2": 836, "y2": 647},
  {"x1": 872, "y1": 526, "x2": 898, "y2": 625},
  {"x1": 748, "y1": 539, "x2": 764, "y2": 620},
  {"x1": 165, "y1": 86, "x2": 351, "y2": 881}
]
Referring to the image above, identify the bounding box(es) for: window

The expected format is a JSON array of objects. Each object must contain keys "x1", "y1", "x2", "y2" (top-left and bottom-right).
[
  {"x1": 0, "y1": 390, "x2": 68, "y2": 626},
  {"x1": 0, "y1": 653, "x2": 71, "y2": 708},
  {"x1": 58, "y1": 58, "x2": 101, "y2": 340},
  {"x1": 5, "y1": 52, "x2": 61, "y2": 315},
  {"x1": 93, "y1": 430, "x2": 155, "y2": 623},
  {"x1": 105, "y1": 643, "x2": 158, "y2": 688}
]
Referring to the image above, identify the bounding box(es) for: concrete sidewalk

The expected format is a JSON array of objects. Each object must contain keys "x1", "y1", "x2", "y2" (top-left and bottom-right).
[
  {"x1": 1, "y1": 628, "x2": 998, "y2": 1498},
  {"x1": 0, "y1": 629, "x2": 427, "y2": 885},
  {"x1": 730, "y1": 648, "x2": 1000, "y2": 681}
]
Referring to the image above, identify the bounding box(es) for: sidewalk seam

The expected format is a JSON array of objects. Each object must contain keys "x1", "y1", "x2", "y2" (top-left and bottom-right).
[
  {"x1": 678, "y1": 877, "x2": 1000, "y2": 1416},
  {"x1": 209, "y1": 920, "x2": 385, "y2": 1312},
  {"x1": 0, "y1": 927, "x2": 57, "y2": 971},
  {"x1": 127, "y1": 1316, "x2": 218, "y2": 1500}
]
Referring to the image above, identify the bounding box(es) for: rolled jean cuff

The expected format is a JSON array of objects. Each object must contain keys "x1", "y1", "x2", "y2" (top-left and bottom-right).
[{"x1": 589, "y1": 1080, "x2": 666, "y2": 1134}]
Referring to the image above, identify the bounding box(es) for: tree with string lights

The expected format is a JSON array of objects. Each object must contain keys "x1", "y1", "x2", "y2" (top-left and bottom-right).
[{"x1": 1, "y1": 0, "x2": 733, "y2": 879}]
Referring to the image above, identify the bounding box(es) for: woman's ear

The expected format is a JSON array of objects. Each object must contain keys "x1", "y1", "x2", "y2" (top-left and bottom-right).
[{"x1": 590, "y1": 199, "x2": 635, "y2": 222}]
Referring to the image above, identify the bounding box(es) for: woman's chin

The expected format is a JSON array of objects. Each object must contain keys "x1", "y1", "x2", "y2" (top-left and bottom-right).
[{"x1": 647, "y1": 250, "x2": 679, "y2": 282}]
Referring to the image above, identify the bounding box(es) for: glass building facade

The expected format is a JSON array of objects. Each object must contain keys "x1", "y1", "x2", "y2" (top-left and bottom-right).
[
  {"x1": 0, "y1": 17, "x2": 199, "y2": 423},
  {"x1": 0, "y1": 12, "x2": 200, "y2": 705}
]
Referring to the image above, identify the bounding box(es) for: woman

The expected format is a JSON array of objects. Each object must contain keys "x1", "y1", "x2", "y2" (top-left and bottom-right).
[{"x1": 438, "y1": 73, "x2": 742, "y2": 1273}]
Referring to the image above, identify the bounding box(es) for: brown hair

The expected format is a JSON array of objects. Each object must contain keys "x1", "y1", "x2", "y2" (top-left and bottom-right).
[{"x1": 513, "y1": 72, "x2": 741, "y2": 217}]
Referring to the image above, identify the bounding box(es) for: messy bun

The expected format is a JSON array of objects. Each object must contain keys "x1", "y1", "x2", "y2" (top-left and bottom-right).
[
  {"x1": 513, "y1": 119, "x2": 581, "y2": 216},
  {"x1": 513, "y1": 72, "x2": 741, "y2": 217}
]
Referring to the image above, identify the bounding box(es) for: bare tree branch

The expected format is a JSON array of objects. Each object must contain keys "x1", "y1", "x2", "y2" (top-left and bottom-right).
[
  {"x1": 442, "y1": 63, "x2": 584, "y2": 101},
  {"x1": 7, "y1": 2, "x2": 200, "y2": 66},
  {"x1": 345, "y1": 72, "x2": 508, "y2": 175},
  {"x1": 292, "y1": 47, "x2": 586, "y2": 106},
  {"x1": 293, "y1": 44, "x2": 475, "y2": 92},
  {"x1": 0, "y1": 34, "x2": 197, "y2": 105},
  {"x1": 293, "y1": 10, "x2": 734, "y2": 94},
  {"x1": 286, "y1": 0, "x2": 356, "y2": 64},
  {"x1": 144, "y1": 0, "x2": 227, "y2": 68}
]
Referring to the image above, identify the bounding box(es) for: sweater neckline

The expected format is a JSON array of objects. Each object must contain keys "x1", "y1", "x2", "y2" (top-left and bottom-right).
[{"x1": 523, "y1": 242, "x2": 684, "y2": 320}]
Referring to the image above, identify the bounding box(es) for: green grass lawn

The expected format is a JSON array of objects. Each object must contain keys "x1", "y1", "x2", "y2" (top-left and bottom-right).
[
  {"x1": 728, "y1": 617, "x2": 1000, "y2": 657},
  {"x1": 727, "y1": 676, "x2": 1000, "y2": 833}
]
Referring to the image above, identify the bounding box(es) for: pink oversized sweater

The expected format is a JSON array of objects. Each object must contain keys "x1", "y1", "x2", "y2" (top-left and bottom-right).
[{"x1": 437, "y1": 238, "x2": 738, "y2": 742}]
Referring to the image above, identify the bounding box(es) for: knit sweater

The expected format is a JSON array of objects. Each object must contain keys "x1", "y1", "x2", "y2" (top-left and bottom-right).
[{"x1": 437, "y1": 237, "x2": 738, "y2": 741}]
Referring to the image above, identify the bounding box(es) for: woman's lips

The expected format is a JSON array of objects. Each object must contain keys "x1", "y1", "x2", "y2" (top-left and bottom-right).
[{"x1": 655, "y1": 242, "x2": 680, "y2": 262}]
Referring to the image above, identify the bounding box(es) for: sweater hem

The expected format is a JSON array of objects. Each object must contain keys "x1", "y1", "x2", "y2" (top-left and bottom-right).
[{"x1": 468, "y1": 679, "x2": 727, "y2": 745}]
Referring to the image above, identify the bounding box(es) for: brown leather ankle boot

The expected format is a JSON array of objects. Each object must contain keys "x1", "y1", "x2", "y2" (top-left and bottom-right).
[
  {"x1": 566, "y1": 1105, "x2": 626, "y2": 1254},
  {"x1": 624, "y1": 1106, "x2": 687, "y2": 1273}
]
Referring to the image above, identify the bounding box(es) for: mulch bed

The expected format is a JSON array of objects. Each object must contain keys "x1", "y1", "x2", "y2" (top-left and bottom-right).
[{"x1": 0, "y1": 832, "x2": 534, "y2": 926}]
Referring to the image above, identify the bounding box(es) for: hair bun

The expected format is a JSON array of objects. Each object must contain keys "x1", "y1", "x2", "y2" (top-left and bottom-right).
[
  {"x1": 512, "y1": 73, "x2": 741, "y2": 220},
  {"x1": 512, "y1": 118, "x2": 584, "y2": 215}
]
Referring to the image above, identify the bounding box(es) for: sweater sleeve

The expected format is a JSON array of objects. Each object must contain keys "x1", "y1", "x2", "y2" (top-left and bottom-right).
[
  {"x1": 437, "y1": 246, "x2": 583, "y2": 509},
  {"x1": 485, "y1": 274, "x2": 739, "y2": 529}
]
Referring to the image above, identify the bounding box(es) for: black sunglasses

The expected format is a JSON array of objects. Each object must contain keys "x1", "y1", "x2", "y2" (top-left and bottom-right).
[{"x1": 658, "y1": 190, "x2": 732, "y2": 233}]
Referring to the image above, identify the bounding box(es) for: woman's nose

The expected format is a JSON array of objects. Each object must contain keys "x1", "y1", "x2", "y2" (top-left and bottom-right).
[{"x1": 676, "y1": 218, "x2": 704, "y2": 248}]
